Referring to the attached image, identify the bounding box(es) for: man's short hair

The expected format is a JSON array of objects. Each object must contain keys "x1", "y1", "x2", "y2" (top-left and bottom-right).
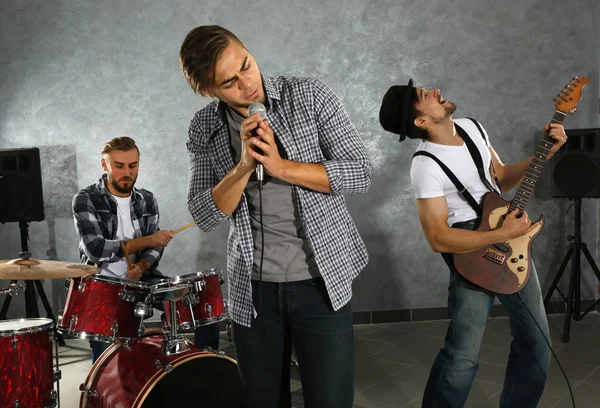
[
  {"x1": 179, "y1": 25, "x2": 243, "y2": 96},
  {"x1": 101, "y1": 137, "x2": 139, "y2": 156},
  {"x1": 407, "y1": 90, "x2": 429, "y2": 140}
]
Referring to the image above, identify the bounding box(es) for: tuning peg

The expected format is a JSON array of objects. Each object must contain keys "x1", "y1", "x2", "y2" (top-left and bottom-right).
[
  {"x1": 553, "y1": 98, "x2": 557, "y2": 102},
  {"x1": 572, "y1": 76, "x2": 578, "y2": 80}
]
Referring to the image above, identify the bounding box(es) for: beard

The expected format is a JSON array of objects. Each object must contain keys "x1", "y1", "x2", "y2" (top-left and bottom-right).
[
  {"x1": 108, "y1": 174, "x2": 137, "y2": 195},
  {"x1": 433, "y1": 101, "x2": 457, "y2": 124}
]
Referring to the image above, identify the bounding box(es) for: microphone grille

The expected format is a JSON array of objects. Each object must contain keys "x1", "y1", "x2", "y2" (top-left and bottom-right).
[{"x1": 248, "y1": 103, "x2": 267, "y2": 119}]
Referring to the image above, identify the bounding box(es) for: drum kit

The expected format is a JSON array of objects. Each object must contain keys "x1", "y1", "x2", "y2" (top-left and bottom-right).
[{"x1": 0, "y1": 256, "x2": 243, "y2": 407}]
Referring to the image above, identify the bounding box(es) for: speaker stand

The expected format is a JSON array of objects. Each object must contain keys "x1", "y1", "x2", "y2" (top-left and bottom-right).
[
  {"x1": 543, "y1": 198, "x2": 600, "y2": 342},
  {"x1": 0, "y1": 222, "x2": 65, "y2": 346}
]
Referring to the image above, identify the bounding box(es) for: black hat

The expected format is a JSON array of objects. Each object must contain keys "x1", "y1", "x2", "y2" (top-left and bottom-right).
[{"x1": 379, "y1": 78, "x2": 415, "y2": 142}]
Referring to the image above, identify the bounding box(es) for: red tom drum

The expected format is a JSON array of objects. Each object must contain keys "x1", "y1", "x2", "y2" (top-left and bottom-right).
[
  {"x1": 162, "y1": 269, "x2": 228, "y2": 331},
  {"x1": 58, "y1": 275, "x2": 151, "y2": 342}
]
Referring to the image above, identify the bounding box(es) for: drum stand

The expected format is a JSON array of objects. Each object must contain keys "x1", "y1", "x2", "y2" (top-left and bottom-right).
[
  {"x1": 162, "y1": 298, "x2": 191, "y2": 356},
  {"x1": 0, "y1": 222, "x2": 66, "y2": 346}
]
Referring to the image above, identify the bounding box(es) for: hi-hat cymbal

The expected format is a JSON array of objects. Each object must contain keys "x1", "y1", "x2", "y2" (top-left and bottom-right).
[{"x1": 0, "y1": 259, "x2": 99, "y2": 280}]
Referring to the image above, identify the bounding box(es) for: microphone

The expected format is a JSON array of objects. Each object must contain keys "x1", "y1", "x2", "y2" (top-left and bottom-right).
[{"x1": 248, "y1": 103, "x2": 267, "y2": 190}]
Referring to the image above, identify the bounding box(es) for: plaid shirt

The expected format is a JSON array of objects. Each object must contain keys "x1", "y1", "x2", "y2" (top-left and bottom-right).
[
  {"x1": 186, "y1": 76, "x2": 371, "y2": 327},
  {"x1": 72, "y1": 175, "x2": 163, "y2": 268}
]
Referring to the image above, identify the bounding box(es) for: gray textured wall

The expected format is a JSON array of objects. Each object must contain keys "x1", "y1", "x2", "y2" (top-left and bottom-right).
[{"x1": 1, "y1": 0, "x2": 598, "y2": 319}]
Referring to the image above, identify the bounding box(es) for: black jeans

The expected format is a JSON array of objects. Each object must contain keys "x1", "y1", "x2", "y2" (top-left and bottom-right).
[{"x1": 232, "y1": 277, "x2": 354, "y2": 408}]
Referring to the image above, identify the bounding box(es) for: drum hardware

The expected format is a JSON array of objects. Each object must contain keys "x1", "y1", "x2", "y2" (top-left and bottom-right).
[
  {"x1": 78, "y1": 280, "x2": 86, "y2": 292},
  {"x1": 52, "y1": 326, "x2": 62, "y2": 408},
  {"x1": 69, "y1": 314, "x2": 78, "y2": 330},
  {"x1": 226, "y1": 319, "x2": 233, "y2": 346},
  {"x1": 137, "y1": 323, "x2": 146, "y2": 338},
  {"x1": 182, "y1": 292, "x2": 197, "y2": 306},
  {"x1": 0, "y1": 282, "x2": 25, "y2": 296},
  {"x1": 119, "y1": 289, "x2": 139, "y2": 302},
  {"x1": 202, "y1": 346, "x2": 226, "y2": 357},
  {"x1": 161, "y1": 297, "x2": 191, "y2": 356},
  {"x1": 111, "y1": 321, "x2": 119, "y2": 339},
  {"x1": 154, "y1": 359, "x2": 174, "y2": 373},
  {"x1": 161, "y1": 335, "x2": 190, "y2": 355},
  {"x1": 79, "y1": 384, "x2": 98, "y2": 398},
  {"x1": 49, "y1": 389, "x2": 58, "y2": 407},
  {"x1": 194, "y1": 278, "x2": 206, "y2": 292},
  {"x1": 134, "y1": 301, "x2": 153, "y2": 318}
]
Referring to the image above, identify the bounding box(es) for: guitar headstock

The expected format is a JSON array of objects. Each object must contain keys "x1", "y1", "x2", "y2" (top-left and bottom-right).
[{"x1": 553, "y1": 76, "x2": 590, "y2": 114}]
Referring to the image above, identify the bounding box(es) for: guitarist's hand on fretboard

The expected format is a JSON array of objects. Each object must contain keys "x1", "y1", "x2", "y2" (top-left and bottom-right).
[{"x1": 544, "y1": 123, "x2": 568, "y2": 159}]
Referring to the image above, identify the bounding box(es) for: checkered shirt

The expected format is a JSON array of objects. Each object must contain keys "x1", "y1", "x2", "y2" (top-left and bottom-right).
[
  {"x1": 186, "y1": 76, "x2": 371, "y2": 327},
  {"x1": 72, "y1": 175, "x2": 163, "y2": 268}
]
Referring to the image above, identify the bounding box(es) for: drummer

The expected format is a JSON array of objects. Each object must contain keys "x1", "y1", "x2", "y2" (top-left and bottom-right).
[{"x1": 72, "y1": 137, "x2": 219, "y2": 362}]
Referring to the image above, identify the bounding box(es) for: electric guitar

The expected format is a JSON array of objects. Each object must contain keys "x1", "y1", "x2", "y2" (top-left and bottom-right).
[{"x1": 452, "y1": 76, "x2": 590, "y2": 294}]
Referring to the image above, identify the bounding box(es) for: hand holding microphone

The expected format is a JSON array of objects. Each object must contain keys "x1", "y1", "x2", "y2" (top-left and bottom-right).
[
  {"x1": 248, "y1": 103, "x2": 267, "y2": 189},
  {"x1": 240, "y1": 102, "x2": 282, "y2": 189}
]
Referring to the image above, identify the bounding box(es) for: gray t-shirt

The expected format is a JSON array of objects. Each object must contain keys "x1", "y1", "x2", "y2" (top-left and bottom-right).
[{"x1": 225, "y1": 107, "x2": 319, "y2": 282}]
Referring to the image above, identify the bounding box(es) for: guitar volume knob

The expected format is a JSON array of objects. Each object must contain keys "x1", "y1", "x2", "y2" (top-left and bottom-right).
[{"x1": 511, "y1": 258, "x2": 518, "y2": 263}]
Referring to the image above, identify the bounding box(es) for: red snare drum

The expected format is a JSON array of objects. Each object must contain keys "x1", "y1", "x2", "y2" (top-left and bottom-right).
[
  {"x1": 58, "y1": 275, "x2": 151, "y2": 342},
  {"x1": 0, "y1": 318, "x2": 56, "y2": 408},
  {"x1": 79, "y1": 330, "x2": 243, "y2": 407},
  {"x1": 162, "y1": 269, "x2": 228, "y2": 331}
]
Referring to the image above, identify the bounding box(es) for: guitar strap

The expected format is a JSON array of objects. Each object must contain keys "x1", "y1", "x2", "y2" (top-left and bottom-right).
[
  {"x1": 412, "y1": 118, "x2": 499, "y2": 215},
  {"x1": 412, "y1": 119, "x2": 499, "y2": 294},
  {"x1": 412, "y1": 151, "x2": 482, "y2": 216}
]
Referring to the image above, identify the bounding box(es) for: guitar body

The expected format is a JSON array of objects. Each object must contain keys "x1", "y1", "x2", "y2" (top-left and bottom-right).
[{"x1": 452, "y1": 191, "x2": 545, "y2": 294}]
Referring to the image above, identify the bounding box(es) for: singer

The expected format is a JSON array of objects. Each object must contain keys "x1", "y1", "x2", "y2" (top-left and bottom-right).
[{"x1": 179, "y1": 26, "x2": 371, "y2": 408}]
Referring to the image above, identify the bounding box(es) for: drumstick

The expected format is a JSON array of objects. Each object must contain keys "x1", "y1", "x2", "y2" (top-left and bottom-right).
[
  {"x1": 121, "y1": 241, "x2": 133, "y2": 269},
  {"x1": 174, "y1": 221, "x2": 196, "y2": 235}
]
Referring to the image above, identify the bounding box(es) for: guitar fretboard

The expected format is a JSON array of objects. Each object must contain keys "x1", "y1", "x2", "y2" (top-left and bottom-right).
[{"x1": 507, "y1": 110, "x2": 566, "y2": 213}]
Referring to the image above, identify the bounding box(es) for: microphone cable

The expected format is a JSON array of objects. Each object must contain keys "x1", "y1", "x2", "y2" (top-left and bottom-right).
[
  {"x1": 257, "y1": 183, "x2": 264, "y2": 314},
  {"x1": 494, "y1": 160, "x2": 574, "y2": 406},
  {"x1": 516, "y1": 292, "x2": 576, "y2": 407}
]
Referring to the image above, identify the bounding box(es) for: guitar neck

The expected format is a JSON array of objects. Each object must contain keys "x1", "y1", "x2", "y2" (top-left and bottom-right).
[{"x1": 507, "y1": 110, "x2": 567, "y2": 213}]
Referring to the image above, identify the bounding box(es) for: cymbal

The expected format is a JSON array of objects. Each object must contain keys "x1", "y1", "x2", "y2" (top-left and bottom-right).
[{"x1": 0, "y1": 259, "x2": 100, "y2": 280}]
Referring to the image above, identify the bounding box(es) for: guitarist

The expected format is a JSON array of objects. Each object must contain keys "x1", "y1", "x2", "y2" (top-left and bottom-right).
[{"x1": 379, "y1": 79, "x2": 567, "y2": 407}]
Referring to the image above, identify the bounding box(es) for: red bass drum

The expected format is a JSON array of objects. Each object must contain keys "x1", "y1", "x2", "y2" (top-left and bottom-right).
[{"x1": 79, "y1": 330, "x2": 243, "y2": 407}]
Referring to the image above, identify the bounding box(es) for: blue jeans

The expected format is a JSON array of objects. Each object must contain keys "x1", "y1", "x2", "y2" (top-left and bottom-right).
[
  {"x1": 423, "y1": 219, "x2": 551, "y2": 407},
  {"x1": 232, "y1": 277, "x2": 354, "y2": 408}
]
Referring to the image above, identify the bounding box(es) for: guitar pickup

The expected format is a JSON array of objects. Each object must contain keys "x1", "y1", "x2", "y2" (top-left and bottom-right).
[{"x1": 484, "y1": 249, "x2": 506, "y2": 265}]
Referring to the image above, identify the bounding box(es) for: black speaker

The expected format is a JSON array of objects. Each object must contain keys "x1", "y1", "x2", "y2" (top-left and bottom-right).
[
  {"x1": 551, "y1": 128, "x2": 600, "y2": 199},
  {"x1": 0, "y1": 147, "x2": 45, "y2": 223}
]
